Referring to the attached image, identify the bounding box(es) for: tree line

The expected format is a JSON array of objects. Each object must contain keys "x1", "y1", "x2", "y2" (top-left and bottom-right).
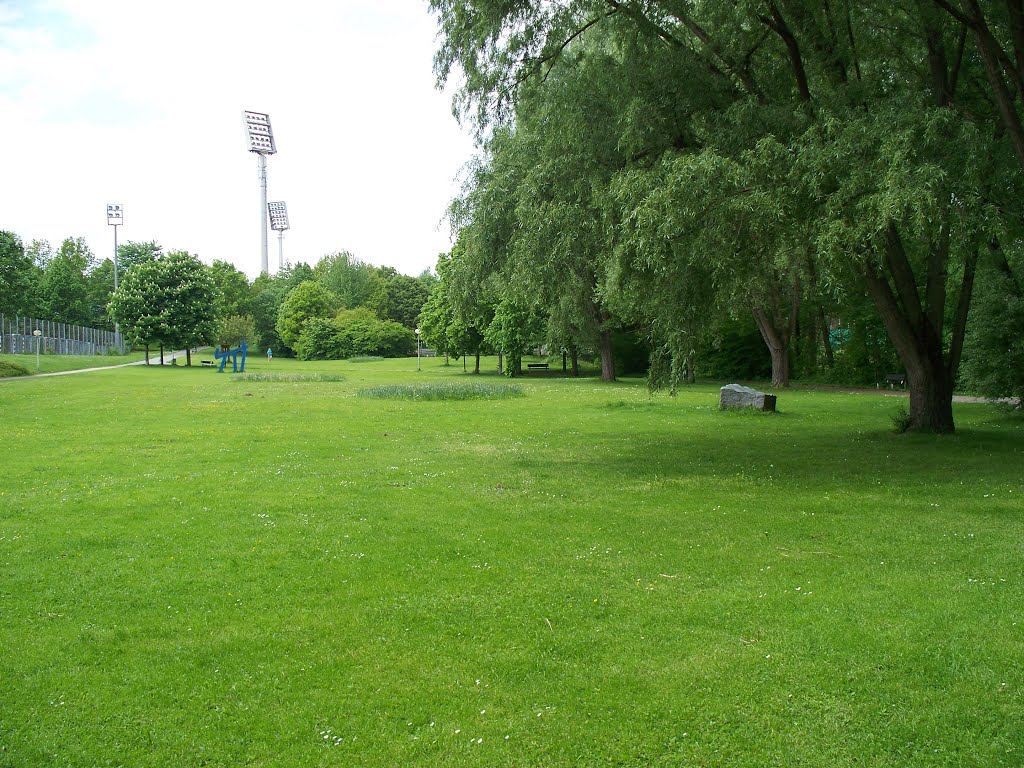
[
  {"x1": 426, "y1": 0, "x2": 1024, "y2": 432},
  {"x1": 0, "y1": 231, "x2": 436, "y2": 361}
]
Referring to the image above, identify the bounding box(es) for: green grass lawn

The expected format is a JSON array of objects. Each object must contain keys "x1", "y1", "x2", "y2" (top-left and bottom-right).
[{"x1": 1, "y1": 357, "x2": 1021, "y2": 766}]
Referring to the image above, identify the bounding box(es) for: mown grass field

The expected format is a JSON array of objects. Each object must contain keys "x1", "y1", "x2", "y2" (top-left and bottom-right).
[{"x1": 1, "y1": 356, "x2": 1022, "y2": 766}]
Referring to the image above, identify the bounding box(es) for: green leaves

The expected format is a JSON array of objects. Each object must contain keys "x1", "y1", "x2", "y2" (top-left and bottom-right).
[
  {"x1": 108, "y1": 250, "x2": 220, "y2": 350},
  {"x1": 293, "y1": 308, "x2": 415, "y2": 361},
  {"x1": 275, "y1": 281, "x2": 339, "y2": 349}
]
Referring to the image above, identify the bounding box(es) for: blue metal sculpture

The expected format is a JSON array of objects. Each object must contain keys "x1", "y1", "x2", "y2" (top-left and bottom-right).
[{"x1": 214, "y1": 340, "x2": 248, "y2": 373}]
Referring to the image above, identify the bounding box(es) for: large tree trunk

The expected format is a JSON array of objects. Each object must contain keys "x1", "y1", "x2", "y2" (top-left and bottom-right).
[
  {"x1": 862, "y1": 222, "x2": 977, "y2": 433},
  {"x1": 597, "y1": 329, "x2": 615, "y2": 382},
  {"x1": 818, "y1": 307, "x2": 835, "y2": 368},
  {"x1": 752, "y1": 307, "x2": 791, "y2": 388},
  {"x1": 474, "y1": 350, "x2": 480, "y2": 374},
  {"x1": 145, "y1": 343, "x2": 150, "y2": 365},
  {"x1": 867, "y1": 277, "x2": 957, "y2": 432},
  {"x1": 571, "y1": 348, "x2": 579, "y2": 377},
  {"x1": 186, "y1": 348, "x2": 192, "y2": 367},
  {"x1": 751, "y1": 271, "x2": 800, "y2": 389},
  {"x1": 906, "y1": 352, "x2": 956, "y2": 434}
]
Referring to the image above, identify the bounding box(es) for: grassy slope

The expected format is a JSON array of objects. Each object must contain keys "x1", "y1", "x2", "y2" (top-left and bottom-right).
[
  {"x1": 0, "y1": 351, "x2": 148, "y2": 375},
  {"x1": 0, "y1": 357, "x2": 1021, "y2": 767}
]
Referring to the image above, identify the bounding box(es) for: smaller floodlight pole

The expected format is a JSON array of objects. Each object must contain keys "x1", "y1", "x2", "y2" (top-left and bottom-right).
[
  {"x1": 243, "y1": 111, "x2": 277, "y2": 275},
  {"x1": 33, "y1": 329, "x2": 42, "y2": 370},
  {"x1": 259, "y1": 155, "x2": 268, "y2": 273},
  {"x1": 106, "y1": 204, "x2": 123, "y2": 290},
  {"x1": 415, "y1": 328, "x2": 422, "y2": 371},
  {"x1": 268, "y1": 201, "x2": 291, "y2": 271}
]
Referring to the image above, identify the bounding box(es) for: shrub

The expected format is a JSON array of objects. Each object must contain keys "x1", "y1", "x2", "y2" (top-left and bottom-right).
[
  {"x1": 891, "y1": 403, "x2": 913, "y2": 434},
  {"x1": 0, "y1": 360, "x2": 31, "y2": 378},
  {"x1": 294, "y1": 317, "x2": 344, "y2": 360},
  {"x1": 295, "y1": 309, "x2": 416, "y2": 360},
  {"x1": 276, "y1": 282, "x2": 339, "y2": 348}
]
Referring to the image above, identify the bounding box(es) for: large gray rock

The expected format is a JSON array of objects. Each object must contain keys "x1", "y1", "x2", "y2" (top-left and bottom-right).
[{"x1": 719, "y1": 383, "x2": 776, "y2": 412}]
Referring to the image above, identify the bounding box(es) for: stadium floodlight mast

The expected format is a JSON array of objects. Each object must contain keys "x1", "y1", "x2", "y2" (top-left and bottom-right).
[
  {"x1": 268, "y1": 201, "x2": 290, "y2": 271},
  {"x1": 243, "y1": 110, "x2": 277, "y2": 275},
  {"x1": 106, "y1": 204, "x2": 123, "y2": 290}
]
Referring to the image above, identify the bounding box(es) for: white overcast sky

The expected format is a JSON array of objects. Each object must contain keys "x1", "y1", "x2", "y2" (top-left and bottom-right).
[{"x1": 0, "y1": 0, "x2": 476, "y2": 279}]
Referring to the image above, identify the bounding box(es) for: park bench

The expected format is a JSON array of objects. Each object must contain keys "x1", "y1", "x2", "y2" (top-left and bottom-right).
[
  {"x1": 526, "y1": 362, "x2": 549, "y2": 370},
  {"x1": 201, "y1": 360, "x2": 216, "y2": 367},
  {"x1": 885, "y1": 373, "x2": 906, "y2": 388}
]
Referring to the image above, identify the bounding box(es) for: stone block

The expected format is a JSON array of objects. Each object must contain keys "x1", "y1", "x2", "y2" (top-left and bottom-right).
[{"x1": 719, "y1": 383, "x2": 776, "y2": 412}]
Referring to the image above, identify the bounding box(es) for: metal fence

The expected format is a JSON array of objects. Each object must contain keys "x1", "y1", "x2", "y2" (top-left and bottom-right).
[{"x1": 0, "y1": 314, "x2": 127, "y2": 356}]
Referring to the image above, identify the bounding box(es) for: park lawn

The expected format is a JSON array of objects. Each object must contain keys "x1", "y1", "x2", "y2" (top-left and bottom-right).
[
  {"x1": 0, "y1": 357, "x2": 1021, "y2": 767},
  {"x1": 0, "y1": 350, "x2": 148, "y2": 375}
]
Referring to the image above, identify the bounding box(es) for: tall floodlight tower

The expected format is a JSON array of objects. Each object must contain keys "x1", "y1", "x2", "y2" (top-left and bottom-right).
[
  {"x1": 106, "y1": 204, "x2": 123, "y2": 290},
  {"x1": 243, "y1": 110, "x2": 277, "y2": 275},
  {"x1": 268, "y1": 201, "x2": 290, "y2": 271}
]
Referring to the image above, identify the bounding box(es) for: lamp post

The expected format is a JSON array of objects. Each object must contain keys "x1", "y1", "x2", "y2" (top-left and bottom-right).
[
  {"x1": 415, "y1": 328, "x2": 422, "y2": 371},
  {"x1": 106, "y1": 204, "x2": 123, "y2": 290},
  {"x1": 268, "y1": 201, "x2": 290, "y2": 270},
  {"x1": 243, "y1": 110, "x2": 277, "y2": 275},
  {"x1": 33, "y1": 329, "x2": 42, "y2": 370}
]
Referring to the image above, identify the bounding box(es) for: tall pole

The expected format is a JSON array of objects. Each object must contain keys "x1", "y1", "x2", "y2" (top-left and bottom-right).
[
  {"x1": 278, "y1": 230, "x2": 284, "y2": 270},
  {"x1": 106, "y1": 204, "x2": 123, "y2": 338},
  {"x1": 259, "y1": 153, "x2": 269, "y2": 275},
  {"x1": 113, "y1": 223, "x2": 119, "y2": 291}
]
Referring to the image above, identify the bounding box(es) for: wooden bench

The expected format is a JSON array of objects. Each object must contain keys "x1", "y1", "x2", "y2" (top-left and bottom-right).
[
  {"x1": 885, "y1": 373, "x2": 906, "y2": 388},
  {"x1": 526, "y1": 363, "x2": 549, "y2": 370}
]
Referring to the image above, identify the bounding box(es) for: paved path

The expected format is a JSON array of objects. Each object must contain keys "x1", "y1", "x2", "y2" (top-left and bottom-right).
[
  {"x1": 807, "y1": 384, "x2": 1018, "y2": 406},
  {"x1": 2, "y1": 350, "x2": 193, "y2": 380}
]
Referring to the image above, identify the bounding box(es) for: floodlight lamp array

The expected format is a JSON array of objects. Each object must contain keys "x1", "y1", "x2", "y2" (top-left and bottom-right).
[
  {"x1": 268, "y1": 201, "x2": 290, "y2": 231},
  {"x1": 106, "y1": 204, "x2": 123, "y2": 225},
  {"x1": 244, "y1": 110, "x2": 277, "y2": 154}
]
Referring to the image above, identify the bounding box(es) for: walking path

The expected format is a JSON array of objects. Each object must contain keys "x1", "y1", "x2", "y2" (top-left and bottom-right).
[
  {"x1": 799, "y1": 383, "x2": 1018, "y2": 405},
  {"x1": 1, "y1": 350, "x2": 192, "y2": 380}
]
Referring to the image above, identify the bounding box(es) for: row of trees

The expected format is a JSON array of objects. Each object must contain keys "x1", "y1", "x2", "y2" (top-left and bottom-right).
[
  {"x1": 427, "y1": 0, "x2": 1024, "y2": 432},
  {"x1": 0, "y1": 230, "x2": 435, "y2": 362},
  {"x1": 0, "y1": 233, "x2": 121, "y2": 328}
]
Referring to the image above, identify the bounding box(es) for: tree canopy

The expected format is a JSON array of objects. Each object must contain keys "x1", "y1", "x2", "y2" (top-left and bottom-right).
[
  {"x1": 0, "y1": 231, "x2": 40, "y2": 316},
  {"x1": 109, "y1": 250, "x2": 220, "y2": 357},
  {"x1": 430, "y1": 0, "x2": 1024, "y2": 431}
]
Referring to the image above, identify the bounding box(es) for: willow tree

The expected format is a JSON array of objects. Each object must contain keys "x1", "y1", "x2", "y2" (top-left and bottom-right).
[{"x1": 432, "y1": 0, "x2": 1014, "y2": 432}]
